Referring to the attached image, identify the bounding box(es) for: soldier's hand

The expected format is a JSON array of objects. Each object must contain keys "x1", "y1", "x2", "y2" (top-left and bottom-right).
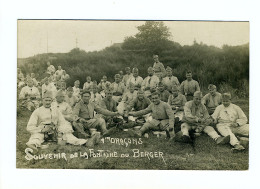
[
  {"x1": 41, "y1": 125, "x2": 51, "y2": 133},
  {"x1": 79, "y1": 118, "x2": 87, "y2": 123}
]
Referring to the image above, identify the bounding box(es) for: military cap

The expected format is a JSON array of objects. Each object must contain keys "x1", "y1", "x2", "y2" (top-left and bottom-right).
[
  {"x1": 56, "y1": 90, "x2": 65, "y2": 97},
  {"x1": 208, "y1": 84, "x2": 217, "y2": 90},
  {"x1": 222, "y1": 93, "x2": 231, "y2": 100},
  {"x1": 193, "y1": 91, "x2": 203, "y2": 98},
  {"x1": 67, "y1": 87, "x2": 73, "y2": 91},
  {"x1": 147, "y1": 67, "x2": 154, "y2": 71},
  {"x1": 43, "y1": 91, "x2": 53, "y2": 99},
  {"x1": 171, "y1": 85, "x2": 179, "y2": 92},
  {"x1": 132, "y1": 67, "x2": 139, "y2": 72}
]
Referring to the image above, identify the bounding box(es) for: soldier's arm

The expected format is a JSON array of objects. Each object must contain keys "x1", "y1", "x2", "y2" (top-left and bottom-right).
[
  {"x1": 27, "y1": 109, "x2": 44, "y2": 134},
  {"x1": 235, "y1": 105, "x2": 248, "y2": 126},
  {"x1": 130, "y1": 105, "x2": 152, "y2": 117},
  {"x1": 72, "y1": 102, "x2": 81, "y2": 121},
  {"x1": 94, "y1": 104, "x2": 118, "y2": 116}
]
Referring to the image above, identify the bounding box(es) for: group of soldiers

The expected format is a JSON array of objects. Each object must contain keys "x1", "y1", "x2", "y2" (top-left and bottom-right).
[{"x1": 17, "y1": 55, "x2": 249, "y2": 152}]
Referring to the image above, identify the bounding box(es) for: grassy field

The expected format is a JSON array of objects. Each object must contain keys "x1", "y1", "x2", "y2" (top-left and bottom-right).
[{"x1": 16, "y1": 99, "x2": 249, "y2": 170}]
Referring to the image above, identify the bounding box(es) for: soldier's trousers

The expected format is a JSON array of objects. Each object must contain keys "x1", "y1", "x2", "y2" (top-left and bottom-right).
[{"x1": 216, "y1": 123, "x2": 249, "y2": 146}]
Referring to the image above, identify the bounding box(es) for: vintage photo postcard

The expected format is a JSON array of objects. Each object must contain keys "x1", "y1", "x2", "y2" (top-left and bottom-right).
[{"x1": 17, "y1": 20, "x2": 249, "y2": 170}]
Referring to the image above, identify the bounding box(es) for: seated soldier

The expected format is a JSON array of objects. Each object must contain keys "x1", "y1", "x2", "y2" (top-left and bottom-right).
[
  {"x1": 180, "y1": 91, "x2": 230, "y2": 144},
  {"x1": 83, "y1": 76, "x2": 93, "y2": 90},
  {"x1": 162, "y1": 66, "x2": 180, "y2": 91},
  {"x1": 72, "y1": 89, "x2": 120, "y2": 137},
  {"x1": 60, "y1": 70, "x2": 70, "y2": 82},
  {"x1": 127, "y1": 67, "x2": 143, "y2": 91},
  {"x1": 122, "y1": 67, "x2": 133, "y2": 86},
  {"x1": 65, "y1": 87, "x2": 79, "y2": 108},
  {"x1": 51, "y1": 90, "x2": 91, "y2": 145},
  {"x1": 129, "y1": 92, "x2": 175, "y2": 139},
  {"x1": 142, "y1": 67, "x2": 159, "y2": 98},
  {"x1": 122, "y1": 82, "x2": 137, "y2": 106},
  {"x1": 180, "y1": 70, "x2": 200, "y2": 101},
  {"x1": 26, "y1": 91, "x2": 100, "y2": 150},
  {"x1": 168, "y1": 85, "x2": 187, "y2": 122},
  {"x1": 73, "y1": 80, "x2": 81, "y2": 100},
  {"x1": 157, "y1": 82, "x2": 170, "y2": 102},
  {"x1": 111, "y1": 74, "x2": 125, "y2": 102},
  {"x1": 31, "y1": 73, "x2": 39, "y2": 87},
  {"x1": 126, "y1": 89, "x2": 151, "y2": 123},
  {"x1": 211, "y1": 93, "x2": 249, "y2": 152},
  {"x1": 46, "y1": 61, "x2": 56, "y2": 75},
  {"x1": 19, "y1": 78, "x2": 41, "y2": 111},
  {"x1": 55, "y1": 66, "x2": 64, "y2": 77},
  {"x1": 90, "y1": 83, "x2": 102, "y2": 105},
  {"x1": 98, "y1": 75, "x2": 111, "y2": 94},
  {"x1": 202, "y1": 84, "x2": 222, "y2": 115}
]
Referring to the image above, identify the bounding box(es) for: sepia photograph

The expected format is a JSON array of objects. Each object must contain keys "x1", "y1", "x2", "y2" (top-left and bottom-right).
[{"x1": 16, "y1": 20, "x2": 249, "y2": 170}]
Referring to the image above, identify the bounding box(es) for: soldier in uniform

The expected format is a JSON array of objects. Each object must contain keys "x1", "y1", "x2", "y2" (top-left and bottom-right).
[
  {"x1": 162, "y1": 66, "x2": 180, "y2": 91},
  {"x1": 129, "y1": 92, "x2": 175, "y2": 139},
  {"x1": 211, "y1": 93, "x2": 249, "y2": 152},
  {"x1": 127, "y1": 67, "x2": 143, "y2": 91},
  {"x1": 152, "y1": 55, "x2": 166, "y2": 79},
  {"x1": 142, "y1": 67, "x2": 159, "y2": 98},
  {"x1": 111, "y1": 74, "x2": 125, "y2": 102},
  {"x1": 157, "y1": 82, "x2": 170, "y2": 102},
  {"x1": 202, "y1": 84, "x2": 222, "y2": 115},
  {"x1": 180, "y1": 91, "x2": 230, "y2": 144},
  {"x1": 180, "y1": 71, "x2": 200, "y2": 101}
]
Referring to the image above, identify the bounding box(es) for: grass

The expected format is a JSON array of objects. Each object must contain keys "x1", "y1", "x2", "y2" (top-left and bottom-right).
[{"x1": 16, "y1": 99, "x2": 249, "y2": 170}]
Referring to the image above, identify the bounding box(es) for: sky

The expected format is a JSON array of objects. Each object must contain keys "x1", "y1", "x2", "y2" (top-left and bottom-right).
[{"x1": 18, "y1": 20, "x2": 249, "y2": 58}]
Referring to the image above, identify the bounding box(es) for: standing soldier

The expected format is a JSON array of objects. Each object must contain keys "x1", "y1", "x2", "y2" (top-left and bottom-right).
[
  {"x1": 211, "y1": 93, "x2": 249, "y2": 152},
  {"x1": 180, "y1": 91, "x2": 230, "y2": 144},
  {"x1": 142, "y1": 67, "x2": 160, "y2": 98},
  {"x1": 202, "y1": 84, "x2": 222, "y2": 115},
  {"x1": 152, "y1": 54, "x2": 166, "y2": 79},
  {"x1": 162, "y1": 66, "x2": 180, "y2": 91},
  {"x1": 180, "y1": 70, "x2": 200, "y2": 101}
]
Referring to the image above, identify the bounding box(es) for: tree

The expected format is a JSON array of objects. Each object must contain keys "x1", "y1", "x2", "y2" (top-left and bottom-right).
[{"x1": 122, "y1": 21, "x2": 172, "y2": 54}]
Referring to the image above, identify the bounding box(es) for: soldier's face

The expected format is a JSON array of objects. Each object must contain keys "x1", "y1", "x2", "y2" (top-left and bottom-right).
[
  {"x1": 137, "y1": 93, "x2": 144, "y2": 100},
  {"x1": 133, "y1": 71, "x2": 138, "y2": 77},
  {"x1": 103, "y1": 76, "x2": 107, "y2": 82},
  {"x1": 209, "y1": 88, "x2": 216, "y2": 96},
  {"x1": 61, "y1": 83, "x2": 66, "y2": 90},
  {"x1": 87, "y1": 77, "x2": 91, "y2": 82},
  {"x1": 56, "y1": 95, "x2": 64, "y2": 103},
  {"x1": 58, "y1": 66, "x2": 61, "y2": 70},
  {"x1": 193, "y1": 96, "x2": 201, "y2": 105},
  {"x1": 82, "y1": 93, "x2": 91, "y2": 104},
  {"x1": 148, "y1": 69, "x2": 153, "y2": 76},
  {"x1": 106, "y1": 92, "x2": 113, "y2": 99},
  {"x1": 186, "y1": 73, "x2": 192, "y2": 80},
  {"x1": 67, "y1": 90, "x2": 73, "y2": 97},
  {"x1": 115, "y1": 77, "x2": 120, "y2": 83},
  {"x1": 75, "y1": 83, "x2": 79, "y2": 88},
  {"x1": 126, "y1": 69, "x2": 130, "y2": 74},
  {"x1": 27, "y1": 81, "x2": 33, "y2": 87},
  {"x1": 129, "y1": 86, "x2": 135, "y2": 93},
  {"x1": 222, "y1": 99, "x2": 231, "y2": 107},
  {"x1": 43, "y1": 97, "x2": 52, "y2": 108},
  {"x1": 172, "y1": 90, "x2": 178, "y2": 97},
  {"x1": 167, "y1": 70, "x2": 172, "y2": 76},
  {"x1": 153, "y1": 56, "x2": 159, "y2": 62},
  {"x1": 151, "y1": 95, "x2": 160, "y2": 105},
  {"x1": 93, "y1": 87, "x2": 98, "y2": 93}
]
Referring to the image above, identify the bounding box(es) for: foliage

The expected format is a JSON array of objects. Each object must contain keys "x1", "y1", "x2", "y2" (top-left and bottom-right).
[{"x1": 17, "y1": 22, "x2": 249, "y2": 98}]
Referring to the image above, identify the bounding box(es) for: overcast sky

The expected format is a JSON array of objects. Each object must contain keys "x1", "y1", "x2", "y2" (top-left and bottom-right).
[{"x1": 18, "y1": 20, "x2": 249, "y2": 58}]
